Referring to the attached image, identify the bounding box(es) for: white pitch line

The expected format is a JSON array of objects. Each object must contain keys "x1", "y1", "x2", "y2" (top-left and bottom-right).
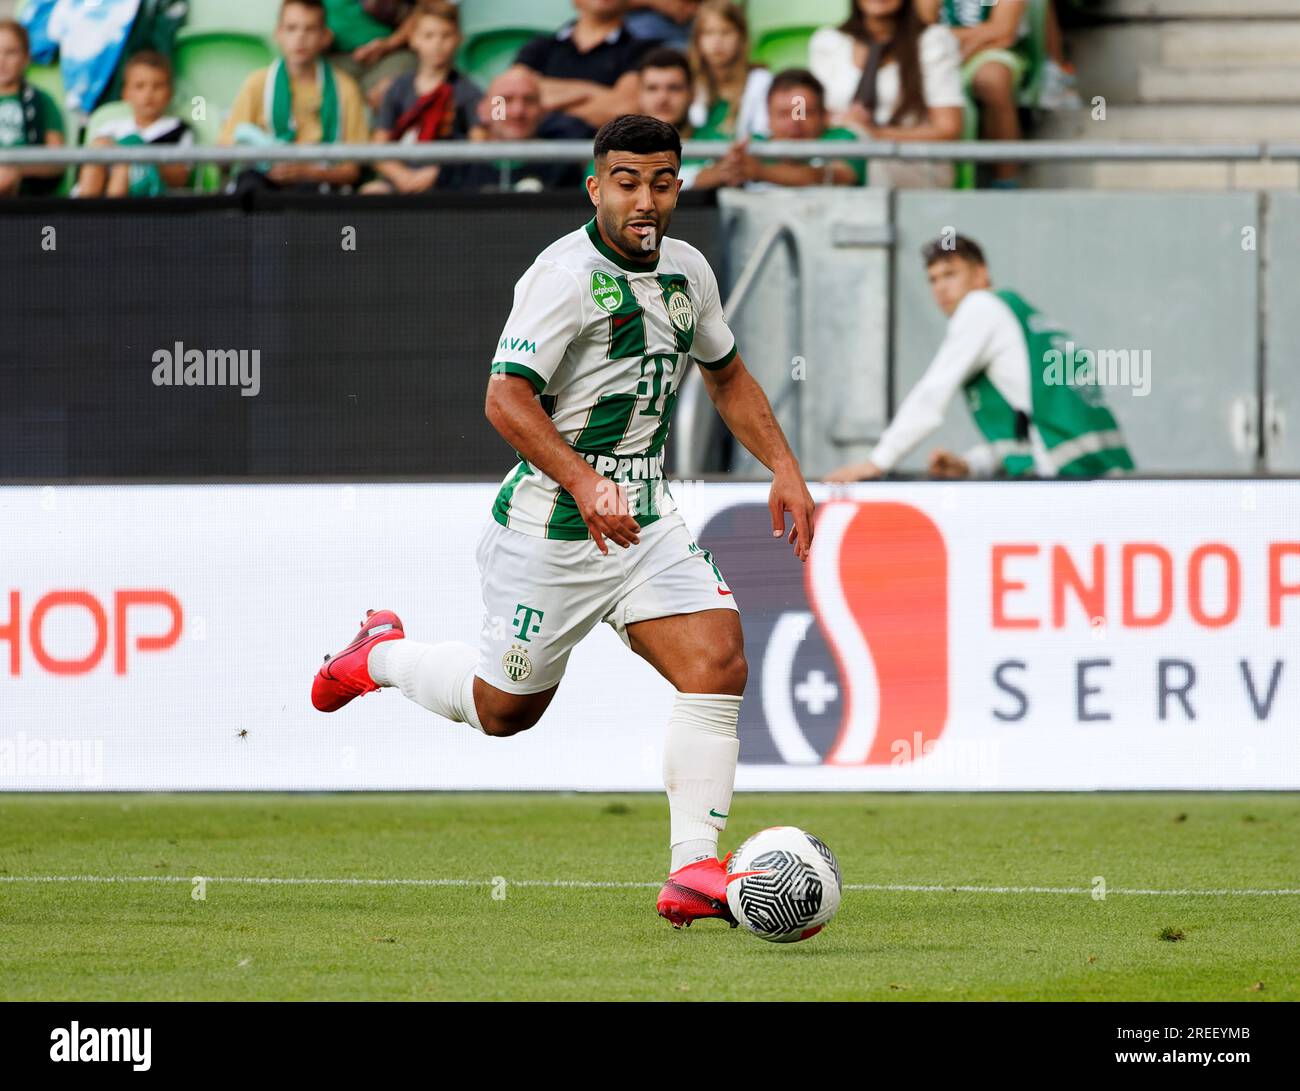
[{"x1": 0, "y1": 876, "x2": 1298, "y2": 896}]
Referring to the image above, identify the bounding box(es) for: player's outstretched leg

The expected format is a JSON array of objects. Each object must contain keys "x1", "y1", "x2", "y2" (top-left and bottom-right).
[
  {"x1": 311, "y1": 610, "x2": 483, "y2": 732},
  {"x1": 655, "y1": 690, "x2": 743, "y2": 928}
]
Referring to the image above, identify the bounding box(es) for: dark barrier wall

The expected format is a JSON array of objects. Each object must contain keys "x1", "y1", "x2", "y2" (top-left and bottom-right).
[{"x1": 0, "y1": 195, "x2": 722, "y2": 479}]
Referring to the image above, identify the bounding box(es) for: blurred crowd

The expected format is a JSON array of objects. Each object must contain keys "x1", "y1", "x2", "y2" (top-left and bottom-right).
[{"x1": 0, "y1": 0, "x2": 1086, "y2": 198}]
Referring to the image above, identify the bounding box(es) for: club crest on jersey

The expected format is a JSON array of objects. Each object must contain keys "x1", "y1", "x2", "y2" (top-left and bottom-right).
[
  {"x1": 665, "y1": 287, "x2": 695, "y2": 334},
  {"x1": 591, "y1": 271, "x2": 624, "y2": 312},
  {"x1": 502, "y1": 643, "x2": 533, "y2": 683}
]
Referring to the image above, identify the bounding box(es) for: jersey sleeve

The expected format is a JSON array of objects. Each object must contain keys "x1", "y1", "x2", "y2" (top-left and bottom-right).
[
  {"x1": 489, "y1": 260, "x2": 585, "y2": 394},
  {"x1": 691, "y1": 258, "x2": 737, "y2": 371}
]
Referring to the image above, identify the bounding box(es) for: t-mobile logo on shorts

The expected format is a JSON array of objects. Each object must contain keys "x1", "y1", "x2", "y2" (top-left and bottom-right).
[
  {"x1": 512, "y1": 604, "x2": 544, "y2": 642},
  {"x1": 695, "y1": 502, "x2": 948, "y2": 766}
]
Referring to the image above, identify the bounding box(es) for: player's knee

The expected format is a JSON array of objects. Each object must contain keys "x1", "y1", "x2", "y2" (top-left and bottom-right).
[
  {"x1": 691, "y1": 647, "x2": 747, "y2": 695},
  {"x1": 479, "y1": 707, "x2": 541, "y2": 737}
]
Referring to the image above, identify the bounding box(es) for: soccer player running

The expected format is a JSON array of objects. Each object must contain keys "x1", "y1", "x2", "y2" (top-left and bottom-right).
[
  {"x1": 827, "y1": 234, "x2": 1135, "y2": 482},
  {"x1": 311, "y1": 115, "x2": 816, "y2": 930}
]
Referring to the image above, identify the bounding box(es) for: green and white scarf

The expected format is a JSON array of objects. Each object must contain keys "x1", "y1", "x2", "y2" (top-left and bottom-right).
[
  {"x1": 263, "y1": 57, "x2": 339, "y2": 143},
  {"x1": 114, "y1": 131, "x2": 164, "y2": 196}
]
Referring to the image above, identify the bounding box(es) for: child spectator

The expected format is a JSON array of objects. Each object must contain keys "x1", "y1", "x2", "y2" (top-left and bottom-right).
[
  {"x1": 686, "y1": 1, "x2": 769, "y2": 141},
  {"x1": 77, "y1": 51, "x2": 193, "y2": 198},
  {"x1": 0, "y1": 18, "x2": 66, "y2": 197},
  {"x1": 810, "y1": 0, "x2": 964, "y2": 189},
  {"x1": 220, "y1": 0, "x2": 370, "y2": 194},
  {"x1": 363, "y1": 1, "x2": 482, "y2": 195}
]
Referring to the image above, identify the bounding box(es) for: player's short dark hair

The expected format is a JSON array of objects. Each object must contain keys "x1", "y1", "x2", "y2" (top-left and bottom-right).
[
  {"x1": 593, "y1": 114, "x2": 682, "y2": 164},
  {"x1": 280, "y1": 0, "x2": 326, "y2": 23},
  {"x1": 638, "y1": 47, "x2": 691, "y2": 82},
  {"x1": 922, "y1": 234, "x2": 987, "y2": 268},
  {"x1": 768, "y1": 68, "x2": 826, "y2": 111}
]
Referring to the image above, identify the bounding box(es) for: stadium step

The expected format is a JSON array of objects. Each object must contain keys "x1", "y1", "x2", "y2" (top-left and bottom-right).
[
  {"x1": 1139, "y1": 64, "x2": 1300, "y2": 104},
  {"x1": 1104, "y1": 0, "x2": 1300, "y2": 17},
  {"x1": 1036, "y1": 103, "x2": 1300, "y2": 142},
  {"x1": 1159, "y1": 21, "x2": 1300, "y2": 65},
  {"x1": 1025, "y1": 107, "x2": 1300, "y2": 190},
  {"x1": 1039, "y1": 1, "x2": 1300, "y2": 189}
]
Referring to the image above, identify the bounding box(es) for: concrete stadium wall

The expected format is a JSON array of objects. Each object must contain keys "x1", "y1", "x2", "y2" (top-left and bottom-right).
[{"x1": 890, "y1": 191, "x2": 1261, "y2": 475}]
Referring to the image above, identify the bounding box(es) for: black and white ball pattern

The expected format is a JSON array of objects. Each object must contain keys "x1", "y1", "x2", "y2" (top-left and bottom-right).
[
  {"x1": 734, "y1": 849, "x2": 823, "y2": 937},
  {"x1": 727, "y1": 826, "x2": 843, "y2": 943}
]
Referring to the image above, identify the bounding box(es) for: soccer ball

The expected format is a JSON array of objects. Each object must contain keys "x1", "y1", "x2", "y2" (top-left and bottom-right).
[{"x1": 726, "y1": 826, "x2": 843, "y2": 943}]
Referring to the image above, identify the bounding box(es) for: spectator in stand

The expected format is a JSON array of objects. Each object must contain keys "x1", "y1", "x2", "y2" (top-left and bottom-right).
[
  {"x1": 220, "y1": 0, "x2": 370, "y2": 195},
  {"x1": 687, "y1": 1, "x2": 770, "y2": 141},
  {"x1": 77, "y1": 51, "x2": 193, "y2": 197},
  {"x1": 723, "y1": 68, "x2": 865, "y2": 189},
  {"x1": 626, "y1": 0, "x2": 700, "y2": 48},
  {"x1": 514, "y1": 0, "x2": 659, "y2": 138},
  {"x1": 917, "y1": 0, "x2": 1026, "y2": 187},
  {"x1": 0, "y1": 18, "x2": 66, "y2": 197},
  {"x1": 324, "y1": 0, "x2": 418, "y2": 113},
  {"x1": 582, "y1": 48, "x2": 726, "y2": 190},
  {"x1": 363, "y1": 1, "x2": 481, "y2": 195},
  {"x1": 810, "y1": 0, "x2": 964, "y2": 189},
  {"x1": 437, "y1": 66, "x2": 583, "y2": 193}
]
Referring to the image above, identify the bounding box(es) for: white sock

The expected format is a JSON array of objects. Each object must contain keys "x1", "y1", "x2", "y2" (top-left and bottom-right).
[
  {"x1": 663, "y1": 691, "x2": 742, "y2": 872},
  {"x1": 368, "y1": 639, "x2": 484, "y2": 732}
]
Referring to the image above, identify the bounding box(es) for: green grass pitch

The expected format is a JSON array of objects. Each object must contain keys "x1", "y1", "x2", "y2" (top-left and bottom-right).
[{"x1": 1, "y1": 792, "x2": 1296, "y2": 1001}]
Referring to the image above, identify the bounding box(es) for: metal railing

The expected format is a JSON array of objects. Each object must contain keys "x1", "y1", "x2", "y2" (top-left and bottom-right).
[
  {"x1": 0, "y1": 138, "x2": 1287, "y2": 167},
  {"x1": 673, "y1": 221, "x2": 804, "y2": 477}
]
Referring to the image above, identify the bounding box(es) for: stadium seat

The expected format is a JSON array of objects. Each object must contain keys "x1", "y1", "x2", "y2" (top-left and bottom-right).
[
  {"x1": 747, "y1": 0, "x2": 845, "y2": 72},
  {"x1": 176, "y1": 0, "x2": 276, "y2": 44},
  {"x1": 457, "y1": 0, "x2": 575, "y2": 86},
  {"x1": 23, "y1": 61, "x2": 64, "y2": 113},
  {"x1": 82, "y1": 100, "x2": 134, "y2": 143},
  {"x1": 171, "y1": 33, "x2": 275, "y2": 192}
]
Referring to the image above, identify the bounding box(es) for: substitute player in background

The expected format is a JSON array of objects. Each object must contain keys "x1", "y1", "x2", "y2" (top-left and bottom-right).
[
  {"x1": 312, "y1": 114, "x2": 816, "y2": 930},
  {"x1": 827, "y1": 234, "x2": 1135, "y2": 482}
]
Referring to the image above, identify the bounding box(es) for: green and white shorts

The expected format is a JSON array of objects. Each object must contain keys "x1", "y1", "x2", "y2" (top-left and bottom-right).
[{"x1": 473, "y1": 510, "x2": 738, "y2": 694}]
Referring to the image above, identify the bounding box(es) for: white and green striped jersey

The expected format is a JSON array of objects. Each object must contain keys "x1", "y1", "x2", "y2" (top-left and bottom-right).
[{"x1": 488, "y1": 218, "x2": 737, "y2": 540}]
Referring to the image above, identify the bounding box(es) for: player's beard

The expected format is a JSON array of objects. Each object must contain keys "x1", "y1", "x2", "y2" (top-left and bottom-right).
[{"x1": 602, "y1": 206, "x2": 671, "y2": 262}]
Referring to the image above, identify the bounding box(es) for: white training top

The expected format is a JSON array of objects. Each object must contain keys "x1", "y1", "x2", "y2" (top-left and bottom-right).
[
  {"x1": 488, "y1": 219, "x2": 737, "y2": 540},
  {"x1": 809, "y1": 23, "x2": 965, "y2": 125},
  {"x1": 870, "y1": 289, "x2": 1055, "y2": 478}
]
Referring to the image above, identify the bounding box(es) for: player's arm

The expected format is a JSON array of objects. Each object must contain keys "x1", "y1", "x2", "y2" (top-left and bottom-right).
[
  {"x1": 825, "y1": 296, "x2": 994, "y2": 481},
  {"x1": 691, "y1": 261, "x2": 814, "y2": 560},
  {"x1": 483, "y1": 376, "x2": 639, "y2": 554},
  {"x1": 698, "y1": 353, "x2": 815, "y2": 562}
]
